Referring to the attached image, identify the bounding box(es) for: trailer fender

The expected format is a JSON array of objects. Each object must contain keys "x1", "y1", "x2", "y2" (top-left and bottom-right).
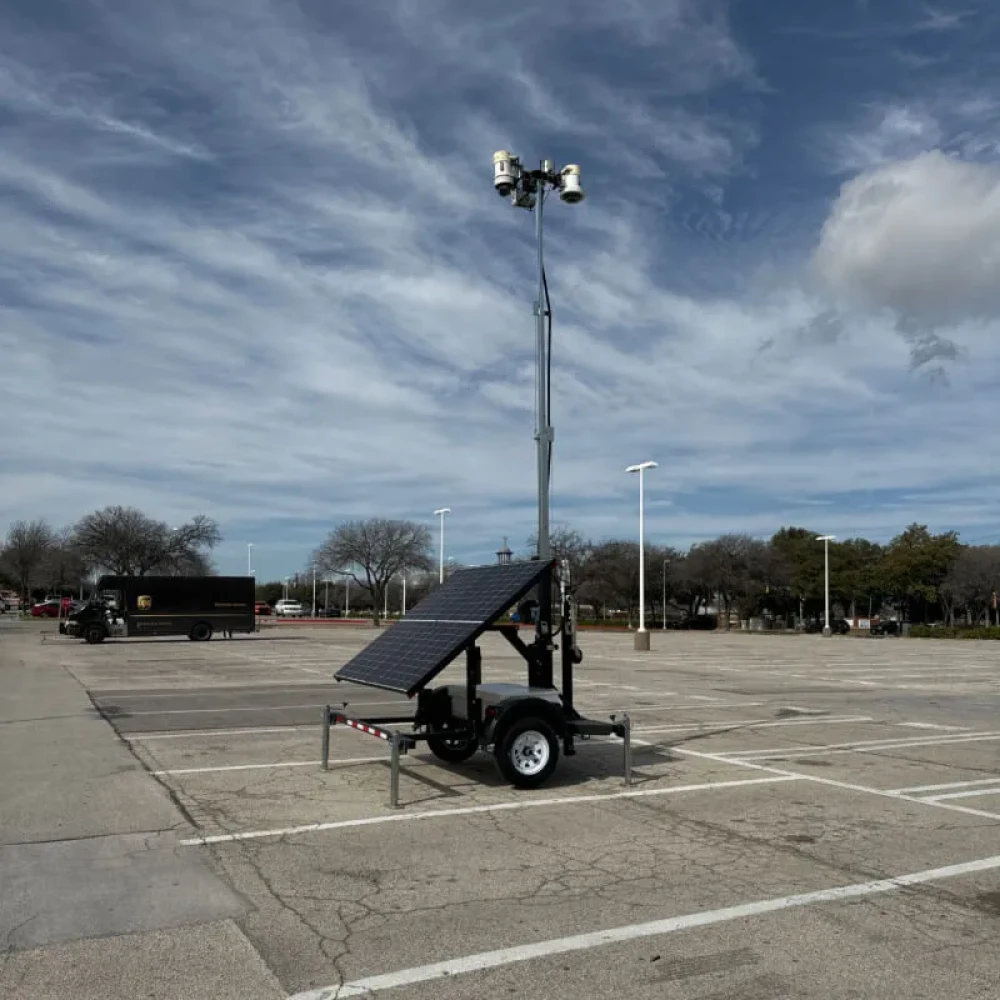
[{"x1": 484, "y1": 697, "x2": 567, "y2": 748}]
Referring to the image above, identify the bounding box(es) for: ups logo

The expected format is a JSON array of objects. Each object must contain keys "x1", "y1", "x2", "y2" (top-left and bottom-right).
[{"x1": 137, "y1": 595, "x2": 152, "y2": 611}]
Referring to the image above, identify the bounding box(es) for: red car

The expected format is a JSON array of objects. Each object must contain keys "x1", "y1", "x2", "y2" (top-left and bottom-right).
[
  {"x1": 254, "y1": 601, "x2": 272, "y2": 616},
  {"x1": 31, "y1": 598, "x2": 71, "y2": 618}
]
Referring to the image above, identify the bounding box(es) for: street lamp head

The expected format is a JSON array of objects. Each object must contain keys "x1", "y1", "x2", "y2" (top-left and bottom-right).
[
  {"x1": 493, "y1": 150, "x2": 520, "y2": 198},
  {"x1": 434, "y1": 508, "x2": 451, "y2": 516},
  {"x1": 559, "y1": 164, "x2": 585, "y2": 204},
  {"x1": 815, "y1": 534, "x2": 836, "y2": 542},
  {"x1": 626, "y1": 461, "x2": 658, "y2": 473}
]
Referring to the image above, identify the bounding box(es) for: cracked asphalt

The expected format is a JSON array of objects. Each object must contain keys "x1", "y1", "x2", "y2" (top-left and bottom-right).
[{"x1": 3, "y1": 617, "x2": 999, "y2": 998}]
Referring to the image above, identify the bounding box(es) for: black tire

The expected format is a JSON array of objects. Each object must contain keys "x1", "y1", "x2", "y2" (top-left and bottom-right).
[
  {"x1": 189, "y1": 622, "x2": 213, "y2": 641},
  {"x1": 494, "y1": 715, "x2": 560, "y2": 789},
  {"x1": 84, "y1": 625, "x2": 106, "y2": 644},
  {"x1": 427, "y1": 723, "x2": 479, "y2": 764}
]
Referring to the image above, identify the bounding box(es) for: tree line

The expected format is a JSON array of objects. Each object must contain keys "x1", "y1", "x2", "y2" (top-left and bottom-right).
[
  {"x1": 270, "y1": 519, "x2": 996, "y2": 628},
  {"x1": 0, "y1": 507, "x2": 221, "y2": 603},
  {"x1": 6, "y1": 506, "x2": 995, "y2": 628},
  {"x1": 543, "y1": 523, "x2": 997, "y2": 627}
]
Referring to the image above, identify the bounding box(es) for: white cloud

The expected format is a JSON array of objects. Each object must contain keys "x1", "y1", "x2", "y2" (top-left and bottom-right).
[
  {"x1": 824, "y1": 104, "x2": 943, "y2": 174},
  {"x1": 812, "y1": 151, "x2": 1000, "y2": 326}
]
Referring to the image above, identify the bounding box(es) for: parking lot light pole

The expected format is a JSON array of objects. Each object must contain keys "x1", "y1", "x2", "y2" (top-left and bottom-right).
[
  {"x1": 816, "y1": 535, "x2": 836, "y2": 636},
  {"x1": 312, "y1": 567, "x2": 317, "y2": 618},
  {"x1": 247, "y1": 543, "x2": 253, "y2": 576},
  {"x1": 433, "y1": 508, "x2": 450, "y2": 584},
  {"x1": 627, "y1": 461, "x2": 658, "y2": 650}
]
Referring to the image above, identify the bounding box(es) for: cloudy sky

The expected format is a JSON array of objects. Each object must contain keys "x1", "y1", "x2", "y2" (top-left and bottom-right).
[{"x1": 2, "y1": 0, "x2": 1000, "y2": 580}]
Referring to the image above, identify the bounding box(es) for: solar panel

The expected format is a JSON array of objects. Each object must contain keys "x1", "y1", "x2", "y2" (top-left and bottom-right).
[{"x1": 335, "y1": 560, "x2": 551, "y2": 696}]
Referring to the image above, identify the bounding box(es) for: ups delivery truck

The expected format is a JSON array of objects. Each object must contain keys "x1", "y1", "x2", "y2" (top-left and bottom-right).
[{"x1": 62, "y1": 575, "x2": 256, "y2": 643}]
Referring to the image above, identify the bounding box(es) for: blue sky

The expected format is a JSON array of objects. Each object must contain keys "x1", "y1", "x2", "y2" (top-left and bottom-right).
[{"x1": 2, "y1": 0, "x2": 1000, "y2": 581}]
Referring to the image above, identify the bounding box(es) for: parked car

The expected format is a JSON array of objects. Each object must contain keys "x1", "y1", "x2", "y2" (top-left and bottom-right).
[
  {"x1": 273, "y1": 599, "x2": 304, "y2": 618},
  {"x1": 803, "y1": 617, "x2": 851, "y2": 635},
  {"x1": 871, "y1": 620, "x2": 901, "y2": 637},
  {"x1": 30, "y1": 600, "x2": 64, "y2": 618},
  {"x1": 254, "y1": 601, "x2": 273, "y2": 616}
]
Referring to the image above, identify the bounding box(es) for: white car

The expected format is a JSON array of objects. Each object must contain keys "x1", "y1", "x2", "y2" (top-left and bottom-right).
[{"x1": 273, "y1": 599, "x2": 304, "y2": 618}]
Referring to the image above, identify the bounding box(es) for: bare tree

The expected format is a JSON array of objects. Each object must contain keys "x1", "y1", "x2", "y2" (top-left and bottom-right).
[
  {"x1": 312, "y1": 519, "x2": 432, "y2": 626},
  {"x1": 682, "y1": 534, "x2": 770, "y2": 628},
  {"x1": 1, "y1": 519, "x2": 56, "y2": 603},
  {"x1": 940, "y1": 546, "x2": 1000, "y2": 626},
  {"x1": 39, "y1": 530, "x2": 91, "y2": 596},
  {"x1": 577, "y1": 540, "x2": 640, "y2": 623},
  {"x1": 71, "y1": 506, "x2": 221, "y2": 576},
  {"x1": 525, "y1": 526, "x2": 595, "y2": 588}
]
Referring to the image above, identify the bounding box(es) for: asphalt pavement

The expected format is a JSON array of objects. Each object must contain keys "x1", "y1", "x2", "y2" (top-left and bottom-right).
[{"x1": 2, "y1": 618, "x2": 999, "y2": 999}]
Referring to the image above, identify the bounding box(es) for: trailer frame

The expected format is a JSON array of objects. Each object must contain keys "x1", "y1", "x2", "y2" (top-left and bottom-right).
[{"x1": 322, "y1": 560, "x2": 633, "y2": 808}]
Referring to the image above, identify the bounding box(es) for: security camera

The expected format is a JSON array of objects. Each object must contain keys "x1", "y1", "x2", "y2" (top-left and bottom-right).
[
  {"x1": 493, "y1": 149, "x2": 520, "y2": 198},
  {"x1": 559, "y1": 164, "x2": 585, "y2": 204}
]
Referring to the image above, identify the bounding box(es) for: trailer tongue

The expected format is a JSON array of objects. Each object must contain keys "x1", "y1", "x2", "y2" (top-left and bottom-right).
[{"x1": 326, "y1": 559, "x2": 632, "y2": 806}]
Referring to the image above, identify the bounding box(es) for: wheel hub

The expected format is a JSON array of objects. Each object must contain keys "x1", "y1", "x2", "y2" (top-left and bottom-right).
[{"x1": 510, "y1": 730, "x2": 550, "y2": 776}]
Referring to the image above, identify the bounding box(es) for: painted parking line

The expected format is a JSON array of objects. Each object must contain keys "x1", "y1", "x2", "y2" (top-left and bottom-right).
[
  {"x1": 636, "y1": 714, "x2": 871, "y2": 734},
  {"x1": 179, "y1": 775, "x2": 799, "y2": 846},
  {"x1": 927, "y1": 787, "x2": 1000, "y2": 802},
  {"x1": 889, "y1": 778, "x2": 1000, "y2": 795},
  {"x1": 150, "y1": 735, "x2": 656, "y2": 776},
  {"x1": 124, "y1": 725, "x2": 313, "y2": 740},
  {"x1": 625, "y1": 700, "x2": 765, "y2": 712},
  {"x1": 894, "y1": 722, "x2": 970, "y2": 731},
  {"x1": 152, "y1": 756, "x2": 379, "y2": 776},
  {"x1": 671, "y1": 745, "x2": 1000, "y2": 822},
  {"x1": 727, "y1": 731, "x2": 1000, "y2": 760},
  {"x1": 121, "y1": 703, "x2": 326, "y2": 716},
  {"x1": 288, "y1": 854, "x2": 1000, "y2": 998}
]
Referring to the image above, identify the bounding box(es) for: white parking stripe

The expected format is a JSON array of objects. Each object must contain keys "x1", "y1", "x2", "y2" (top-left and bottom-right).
[
  {"x1": 124, "y1": 725, "x2": 311, "y2": 739},
  {"x1": 927, "y1": 787, "x2": 1000, "y2": 802},
  {"x1": 179, "y1": 776, "x2": 799, "y2": 846},
  {"x1": 626, "y1": 701, "x2": 764, "y2": 712},
  {"x1": 636, "y1": 715, "x2": 871, "y2": 734},
  {"x1": 123, "y1": 703, "x2": 324, "y2": 716},
  {"x1": 672, "y1": 745, "x2": 1000, "y2": 822},
  {"x1": 289, "y1": 854, "x2": 1000, "y2": 998},
  {"x1": 894, "y1": 722, "x2": 970, "y2": 731},
  {"x1": 152, "y1": 757, "x2": 375, "y2": 775},
  {"x1": 889, "y1": 778, "x2": 1000, "y2": 794},
  {"x1": 727, "y1": 730, "x2": 1000, "y2": 759}
]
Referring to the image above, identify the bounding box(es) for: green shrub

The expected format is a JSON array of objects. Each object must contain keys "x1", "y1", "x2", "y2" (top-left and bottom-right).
[{"x1": 909, "y1": 625, "x2": 1000, "y2": 640}]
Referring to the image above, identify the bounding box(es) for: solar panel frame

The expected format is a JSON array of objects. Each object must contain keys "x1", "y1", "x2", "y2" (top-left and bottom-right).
[{"x1": 335, "y1": 560, "x2": 552, "y2": 696}]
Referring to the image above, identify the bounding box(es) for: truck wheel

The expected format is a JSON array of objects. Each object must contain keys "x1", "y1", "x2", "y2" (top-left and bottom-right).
[
  {"x1": 494, "y1": 716, "x2": 560, "y2": 789},
  {"x1": 83, "y1": 625, "x2": 106, "y2": 644},
  {"x1": 427, "y1": 724, "x2": 479, "y2": 764},
  {"x1": 189, "y1": 622, "x2": 213, "y2": 641}
]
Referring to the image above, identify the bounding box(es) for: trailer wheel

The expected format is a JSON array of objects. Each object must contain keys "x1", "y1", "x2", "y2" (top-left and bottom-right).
[
  {"x1": 427, "y1": 724, "x2": 479, "y2": 764},
  {"x1": 83, "y1": 625, "x2": 106, "y2": 644},
  {"x1": 494, "y1": 716, "x2": 560, "y2": 789},
  {"x1": 189, "y1": 622, "x2": 213, "y2": 641}
]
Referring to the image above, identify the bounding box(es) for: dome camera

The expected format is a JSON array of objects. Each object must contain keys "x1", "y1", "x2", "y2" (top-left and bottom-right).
[
  {"x1": 559, "y1": 164, "x2": 585, "y2": 204},
  {"x1": 493, "y1": 150, "x2": 520, "y2": 197}
]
